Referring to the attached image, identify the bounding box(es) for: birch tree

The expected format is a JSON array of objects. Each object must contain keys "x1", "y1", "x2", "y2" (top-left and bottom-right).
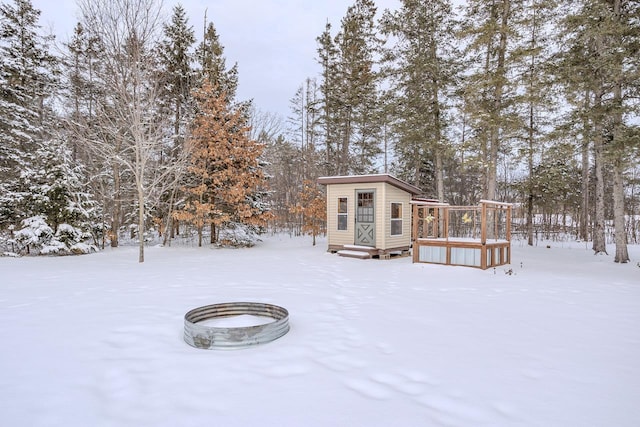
[{"x1": 77, "y1": 0, "x2": 185, "y2": 262}]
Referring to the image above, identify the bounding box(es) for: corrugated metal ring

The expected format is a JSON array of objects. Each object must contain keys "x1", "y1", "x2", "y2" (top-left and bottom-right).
[{"x1": 184, "y1": 302, "x2": 290, "y2": 350}]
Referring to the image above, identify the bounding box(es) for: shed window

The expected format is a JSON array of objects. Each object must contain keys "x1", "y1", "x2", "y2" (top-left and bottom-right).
[
  {"x1": 337, "y1": 197, "x2": 348, "y2": 231},
  {"x1": 391, "y1": 202, "x2": 403, "y2": 236}
]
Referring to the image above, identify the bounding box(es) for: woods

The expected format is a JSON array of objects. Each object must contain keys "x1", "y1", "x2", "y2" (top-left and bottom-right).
[{"x1": 0, "y1": 0, "x2": 638, "y2": 262}]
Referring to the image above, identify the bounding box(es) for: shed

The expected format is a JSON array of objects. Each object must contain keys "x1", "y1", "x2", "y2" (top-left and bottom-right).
[{"x1": 318, "y1": 174, "x2": 423, "y2": 259}]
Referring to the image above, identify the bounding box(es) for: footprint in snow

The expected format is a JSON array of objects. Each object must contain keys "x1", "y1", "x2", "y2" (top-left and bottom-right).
[{"x1": 343, "y1": 377, "x2": 392, "y2": 400}]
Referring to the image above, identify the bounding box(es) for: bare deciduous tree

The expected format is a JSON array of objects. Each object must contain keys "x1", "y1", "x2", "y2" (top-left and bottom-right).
[{"x1": 77, "y1": 0, "x2": 188, "y2": 262}]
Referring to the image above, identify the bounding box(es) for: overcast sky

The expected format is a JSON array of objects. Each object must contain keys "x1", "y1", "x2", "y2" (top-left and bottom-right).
[{"x1": 32, "y1": 0, "x2": 405, "y2": 119}]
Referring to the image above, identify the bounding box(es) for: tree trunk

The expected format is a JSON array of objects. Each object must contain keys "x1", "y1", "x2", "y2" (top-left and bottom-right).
[
  {"x1": 487, "y1": 0, "x2": 510, "y2": 202},
  {"x1": 430, "y1": 36, "x2": 445, "y2": 204},
  {"x1": 435, "y1": 151, "x2": 444, "y2": 203},
  {"x1": 580, "y1": 136, "x2": 590, "y2": 241},
  {"x1": 526, "y1": 194, "x2": 534, "y2": 246},
  {"x1": 612, "y1": 158, "x2": 629, "y2": 262},
  {"x1": 591, "y1": 99, "x2": 607, "y2": 254},
  {"x1": 138, "y1": 184, "x2": 145, "y2": 263},
  {"x1": 111, "y1": 162, "x2": 121, "y2": 247},
  {"x1": 341, "y1": 109, "x2": 351, "y2": 175},
  {"x1": 163, "y1": 185, "x2": 178, "y2": 246},
  {"x1": 526, "y1": 88, "x2": 534, "y2": 246},
  {"x1": 610, "y1": 0, "x2": 628, "y2": 263},
  {"x1": 526, "y1": 11, "x2": 537, "y2": 247}
]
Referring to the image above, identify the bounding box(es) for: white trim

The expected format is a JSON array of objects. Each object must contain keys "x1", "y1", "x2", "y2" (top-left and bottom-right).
[
  {"x1": 390, "y1": 202, "x2": 403, "y2": 237},
  {"x1": 337, "y1": 196, "x2": 348, "y2": 231}
]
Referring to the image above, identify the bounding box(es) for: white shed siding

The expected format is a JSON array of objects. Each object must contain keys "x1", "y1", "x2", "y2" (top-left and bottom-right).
[
  {"x1": 383, "y1": 184, "x2": 413, "y2": 249},
  {"x1": 326, "y1": 183, "x2": 358, "y2": 247},
  {"x1": 326, "y1": 181, "x2": 413, "y2": 250}
]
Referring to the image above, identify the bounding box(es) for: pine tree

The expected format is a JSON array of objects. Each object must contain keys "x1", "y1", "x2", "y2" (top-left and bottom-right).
[
  {"x1": 316, "y1": 21, "x2": 340, "y2": 174},
  {"x1": 177, "y1": 81, "x2": 270, "y2": 246},
  {"x1": 28, "y1": 136, "x2": 100, "y2": 240},
  {"x1": 606, "y1": 0, "x2": 638, "y2": 263},
  {"x1": 458, "y1": 0, "x2": 520, "y2": 201},
  {"x1": 380, "y1": 0, "x2": 459, "y2": 197},
  {"x1": 333, "y1": 0, "x2": 382, "y2": 174},
  {"x1": 158, "y1": 4, "x2": 195, "y2": 147},
  {"x1": 510, "y1": 0, "x2": 558, "y2": 246},
  {"x1": 196, "y1": 19, "x2": 238, "y2": 102},
  {"x1": 557, "y1": 0, "x2": 639, "y2": 260},
  {"x1": 62, "y1": 21, "x2": 111, "y2": 247},
  {"x1": 0, "y1": 0, "x2": 57, "y2": 228},
  {"x1": 287, "y1": 78, "x2": 321, "y2": 181},
  {"x1": 156, "y1": 5, "x2": 196, "y2": 243}
]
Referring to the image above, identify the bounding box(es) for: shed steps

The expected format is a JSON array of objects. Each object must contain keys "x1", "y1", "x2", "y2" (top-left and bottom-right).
[{"x1": 337, "y1": 250, "x2": 371, "y2": 259}]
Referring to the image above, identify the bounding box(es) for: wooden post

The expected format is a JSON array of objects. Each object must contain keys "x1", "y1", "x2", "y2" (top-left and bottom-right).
[
  {"x1": 480, "y1": 202, "x2": 487, "y2": 269},
  {"x1": 412, "y1": 204, "x2": 419, "y2": 263},
  {"x1": 506, "y1": 205, "x2": 512, "y2": 241},
  {"x1": 506, "y1": 204, "x2": 512, "y2": 264},
  {"x1": 412, "y1": 204, "x2": 418, "y2": 240},
  {"x1": 442, "y1": 206, "x2": 448, "y2": 239},
  {"x1": 494, "y1": 206, "x2": 498, "y2": 240},
  {"x1": 480, "y1": 202, "x2": 487, "y2": 244}
]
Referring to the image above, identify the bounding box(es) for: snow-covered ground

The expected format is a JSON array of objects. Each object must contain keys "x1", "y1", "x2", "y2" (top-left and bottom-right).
[{"x1": 1, "y1": 235, "x2": 638, "y2": 427}]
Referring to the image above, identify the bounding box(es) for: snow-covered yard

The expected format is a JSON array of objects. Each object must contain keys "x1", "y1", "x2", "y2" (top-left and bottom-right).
[{"x1": 1, "y1": 235, "x2": 638, "y2": 427}]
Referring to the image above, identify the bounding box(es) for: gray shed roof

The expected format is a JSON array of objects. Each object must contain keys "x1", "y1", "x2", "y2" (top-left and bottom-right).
[{"x1": 317, "y1": 174, "x2": 423, "y2": 195}]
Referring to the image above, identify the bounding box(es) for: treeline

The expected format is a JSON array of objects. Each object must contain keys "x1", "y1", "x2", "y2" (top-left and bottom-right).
[
  {"x1": 0, "y1": 0, "x2": 638, "y2": 263},
  {"x1": 0, "y1": 0, "x2": 269, "y2": 261},
  {"x1": 276, "y1": 0, "x2": 639, "y2": 263}
]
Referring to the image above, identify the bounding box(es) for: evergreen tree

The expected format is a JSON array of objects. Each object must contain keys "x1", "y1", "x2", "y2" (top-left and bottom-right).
[
  {"x1": 557, "y1": 0, "x2": 639, "y2": 260},
  {"x1": 316, "y1": 21, "x2": 340, "y2": 174},
  {"x1": 380, "y1": 0, "x2": 459, "y2": 197},
  {"x1": 510, "y1": 0, "x2": 559, "y2": 246},
  {"x1": 196, "y1": 19, "x2": 238, "y2": 102},
  {"x1": 287, "y1": 77, "x2": 321, "y2": 180},
  {"x1": 333, "y1": 0, "x2": 382, "y2": 174},
  {"x1": 605, "y1": 0, "x2": 638, "y2": 263},
  {"x1": 156, "y1": 4, "x2": 196, "y2": 242},
  {"x1": 28, "y1": 136, "x2": 100, "y2": 240},
  {"x1": 458, "y1": 0, "x2": 521, "y2": 201},
  {"x1": 0, "y1": 0, "x2": 57, "y2": 228},
  {"x1": 176, "y1": 82, "x2": 269, "y2": 246},
  {"x1": 158, "y1": 4, "x2": 195, "y2": 147},
  {"x1": 62, "y1": 21, "x2": 112, "y2": 247}
]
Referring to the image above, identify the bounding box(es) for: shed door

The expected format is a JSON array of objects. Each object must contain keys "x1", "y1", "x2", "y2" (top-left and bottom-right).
[{"x1": 355, "y1": 190, "x2": 375, "y2": 246}]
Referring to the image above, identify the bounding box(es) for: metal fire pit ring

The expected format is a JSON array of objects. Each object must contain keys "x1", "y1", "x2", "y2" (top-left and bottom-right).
[{"x1": 184, "y1": 302, "x2": 290, "y2": 350}]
